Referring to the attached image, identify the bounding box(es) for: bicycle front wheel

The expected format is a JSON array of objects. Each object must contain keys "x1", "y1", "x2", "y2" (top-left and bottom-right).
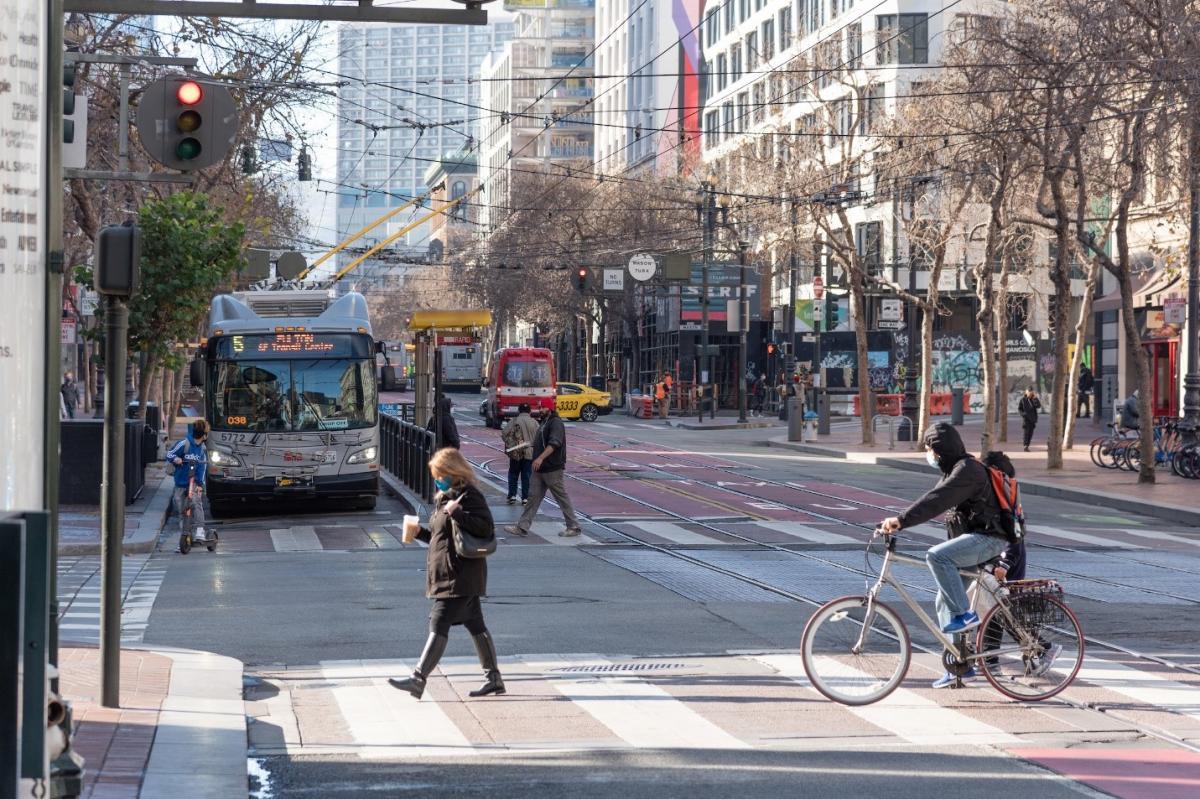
[
  {"x1": 801, "y1": 595, "x2": 911, "y2": 706},
  {"x1": 975, "y1": 593, "x2": 1084, "y2": 702}
]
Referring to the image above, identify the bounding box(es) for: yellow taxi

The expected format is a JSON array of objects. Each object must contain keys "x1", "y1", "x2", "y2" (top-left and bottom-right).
[{"x1": 555, "y1": 382, "x2": 613, "y2": 422}]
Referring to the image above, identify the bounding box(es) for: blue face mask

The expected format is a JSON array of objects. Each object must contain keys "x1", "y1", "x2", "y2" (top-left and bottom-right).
[{"x1": 434, "y1": 476, "x2": 452, "y2": 492}]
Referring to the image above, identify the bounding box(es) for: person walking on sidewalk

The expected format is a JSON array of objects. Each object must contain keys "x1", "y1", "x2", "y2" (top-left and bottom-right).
[
  {"x1": 1018, "y1": 386, "x2": 1041, "y2": 452},
  {"x1": 662, "y1": 373, "x2": 674, "y2": 421},
  {"x1": 392, "y1": 448, "x2": 503, "y2": 699},
  {"x1": 166, "y1": 420, "x2": 209, "y2": 542},
  {"x1": 506, "y1": 407, "x2": 582, "y2": 538},
  {"x1": 1077, "y1": 366, "x2": 1094, "y2": 418},
  {"x1": 426, "y1": 395, "x2": 461, "y2": 449},
  {"x1": 502, "y1": 403, "x2": 538, "y2": 505},
  {"x1": 60, "y1": 371, "x2": 79, "y2": 420}
]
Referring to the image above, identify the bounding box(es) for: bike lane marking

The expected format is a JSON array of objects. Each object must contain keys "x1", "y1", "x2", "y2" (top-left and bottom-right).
[{"x1": 1008, "y1": 747, "x2": 1200, "y2": 799}]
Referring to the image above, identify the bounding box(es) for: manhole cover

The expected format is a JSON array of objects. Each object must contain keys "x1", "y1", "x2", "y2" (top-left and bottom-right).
[{"x1": 550, "y1": 662, "x2": 688, "y2": 674}]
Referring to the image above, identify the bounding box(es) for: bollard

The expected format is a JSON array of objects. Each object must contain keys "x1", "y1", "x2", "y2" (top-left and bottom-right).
[
  {"x1": 788, "y1": 398, "x2": 805, "y2": 442},
  {"x1": 817, "y1": 391, "x2": 831, "y2": 435},
  {"x1": 951, "y1": 387, "x2": 965, "y2": 426}
]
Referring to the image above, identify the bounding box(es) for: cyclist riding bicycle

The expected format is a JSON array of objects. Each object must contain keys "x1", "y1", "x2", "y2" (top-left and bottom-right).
[
  {"x1": 166, "y1": 419, "x2": 210, "y2": 543},
  {"x1": 879, "y1": 422, "x2": 1018, "y2": 688}
]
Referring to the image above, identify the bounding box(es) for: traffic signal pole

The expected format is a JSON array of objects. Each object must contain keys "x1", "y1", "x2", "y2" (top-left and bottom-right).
[{"x1": 738, "y1": 241, "x2": 749, "y2": 424}]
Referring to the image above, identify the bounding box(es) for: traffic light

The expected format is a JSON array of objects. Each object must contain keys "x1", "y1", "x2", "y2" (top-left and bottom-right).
[
  {"x1": 62, "y1": 60, "x2": 77, "y2": 143},
  {"x1": 297, "y1": 146, "x2": 312, "y2": 181},
  {"x1": 826, "y1": 298, "x2": 846, "y2": 329},
  {"x1": 135, "y1": 73, "x2": 237, "y2": 171},
  {"x1": 240, "y1": 144, "x2": 258, "y2": 175},
  {"x1": 575, "y1": 267, "x2": 589, "y2": 292}
]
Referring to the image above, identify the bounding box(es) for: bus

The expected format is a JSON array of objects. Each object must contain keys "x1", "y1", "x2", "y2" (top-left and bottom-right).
[
  {"x1": 438, "y1": 334, "x2": 483, "y2": 391},
  {"x1": 192, "y1": 289, "x2": 380, "y2": 512},
  {"x1": 377, "y1": 340, "x2": 411, "y2": 391}
]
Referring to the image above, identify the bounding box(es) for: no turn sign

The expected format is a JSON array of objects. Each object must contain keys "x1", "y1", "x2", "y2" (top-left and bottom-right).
[
  {"x1": 813, "y1": 275, "x2": 825, "y2": 300},
  {"x1": 628, "y1": 253, "x2": 657, "y2": 281}
]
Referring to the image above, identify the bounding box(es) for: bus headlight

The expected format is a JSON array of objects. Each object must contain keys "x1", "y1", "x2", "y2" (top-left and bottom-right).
[
  {"x1": 346, "y1": 446, "x2": 377, "y2": 465},
  {"x1": 209, "y1": 449, "x2": 242, "y2": 467}
]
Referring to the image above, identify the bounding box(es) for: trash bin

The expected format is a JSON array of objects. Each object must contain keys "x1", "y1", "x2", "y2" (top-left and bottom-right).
[
  {"x1": 951, "y1": 387, "x2": 965, "y2": 426},
  {"x1": 787, "y1": 398, "x2": 805, "y2": 441},
  {"x1": 816, "y1": 391, "x2": 831, "y2": 435},
  {"x1": 126, "y1": 401, "x2": 161, "y2": 432}
]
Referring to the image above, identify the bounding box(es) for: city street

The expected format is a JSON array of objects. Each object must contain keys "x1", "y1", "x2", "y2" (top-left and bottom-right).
[{"x1": 78, "y1": 407, "x2": 1200, "y2": 798}]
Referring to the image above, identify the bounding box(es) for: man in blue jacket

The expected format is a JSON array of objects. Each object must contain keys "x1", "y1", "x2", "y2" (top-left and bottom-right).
[{"x1": 166, "y1": 420, "x2": 210, "y2": 542}]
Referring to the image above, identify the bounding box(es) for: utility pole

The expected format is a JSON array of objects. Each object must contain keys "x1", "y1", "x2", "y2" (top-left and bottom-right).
[
  {"x1": 100, "y1": 295, "x2": 128, "y2": 708},
  {"x1": 788, "y1": 198, "x2": 798, "y2": 353},
  {"x1": 700, "y1": 180, "x2": 717, "y2": 421},
  {"x1": 1182, "y1": 112, "x2": 1200, "y2": 442},
  {"x1": 738, "y1": 241, "x2": 749, "y2": 424}
]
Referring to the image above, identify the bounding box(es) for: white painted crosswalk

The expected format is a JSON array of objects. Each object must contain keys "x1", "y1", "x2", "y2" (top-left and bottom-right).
[
  {"x1": 55, "y1": 554, "x2": 169, "y2": 644},
  {"x1": 246, "y1": 650, "x2": 1200, "y2": 761}
]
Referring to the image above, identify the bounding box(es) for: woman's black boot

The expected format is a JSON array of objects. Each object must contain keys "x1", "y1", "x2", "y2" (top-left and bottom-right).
[
  {"x1": 468, "y1": 631, "x2": 506, "y2": 697},
  {"x1": 389, "y1": 633, "x2": 448, "y2": 698}
]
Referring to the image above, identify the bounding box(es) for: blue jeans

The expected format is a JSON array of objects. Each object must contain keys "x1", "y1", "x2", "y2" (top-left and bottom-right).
[
  {"x1": 926, "y1": 533, "x2": 1007, "y2": 629},
  {"x1": 507, "y1": 458, "x2": 532, "y2": 500}
]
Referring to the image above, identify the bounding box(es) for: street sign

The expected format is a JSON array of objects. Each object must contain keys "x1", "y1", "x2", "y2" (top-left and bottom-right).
[
  {"x1": 61, "y1": 320, "x2": 77, "y2": 345},
  {"x1": 812, "y1": 300, "x2": 825, "y2": 319},
  {"x1": 81, "y1": 290, "x2": 99, "y2": 316},
  {"x1": 628, "y1": 253, "x2": 657, "y2": 281},
  {"x1": 1165, "y1": 295, "x2": 1186, "y2": 326},
  {"x1": 879, "y1": 320, "x2": 905, "y2": 330},
  {"x1": 603, "y1": 268, "x2": 625, "y2": 291},
  {"x1": 881, "y1": 298, "x2": 902, "y2": 321},
  {"x1": 812, "y1": 275, "x2": 824, "y2": 299}
]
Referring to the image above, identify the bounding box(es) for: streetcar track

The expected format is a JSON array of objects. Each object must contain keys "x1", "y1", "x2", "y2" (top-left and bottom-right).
[{"x1": 456, "y1": 421, "x2": 1200, "y2": 679}]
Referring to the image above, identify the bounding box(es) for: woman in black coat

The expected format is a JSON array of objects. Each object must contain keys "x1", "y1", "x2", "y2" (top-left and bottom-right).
[{"x1": 389, "y1": 447, "x2": 502, "y2": 698}]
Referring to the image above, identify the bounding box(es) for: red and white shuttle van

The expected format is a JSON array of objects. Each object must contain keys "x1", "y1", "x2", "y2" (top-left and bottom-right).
[{"x1": 483, "y1": 347, "x2": 556, "y2": 427}]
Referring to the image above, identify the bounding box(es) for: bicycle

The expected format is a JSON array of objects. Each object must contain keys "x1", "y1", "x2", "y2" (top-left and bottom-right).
[
  {"x1": 800, "y1": 529, "x2": 1084, "y2": 705},
  {"x1": 178, "y1": 476, "x2": 217, "y2": 555}
]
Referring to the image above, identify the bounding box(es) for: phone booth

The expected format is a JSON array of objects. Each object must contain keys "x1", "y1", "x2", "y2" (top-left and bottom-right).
[{"x1": 1144, "y1": 340, "x2": 1178, "y2": 419}]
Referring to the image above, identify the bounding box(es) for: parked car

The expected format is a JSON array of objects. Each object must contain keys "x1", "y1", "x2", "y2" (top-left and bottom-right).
[{"x1": 556, "y1": 382, "x2": 612, "y2": 422}]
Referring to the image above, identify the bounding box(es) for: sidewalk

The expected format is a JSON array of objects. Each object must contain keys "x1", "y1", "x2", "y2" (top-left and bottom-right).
[
  {"x1": 58, "y1": 644, "x2": 246, "y2": 799},
  {"x1": 766, "y1": 414, "x2": 1200, "y2": 527},
  {"x1": 58, "y1": 416, "x2": 195, "y2": 555}
]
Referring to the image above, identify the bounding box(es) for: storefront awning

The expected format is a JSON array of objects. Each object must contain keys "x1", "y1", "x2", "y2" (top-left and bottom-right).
[{"x1": 1091, "y1": 269, "x2": 1180, "y2": 313}]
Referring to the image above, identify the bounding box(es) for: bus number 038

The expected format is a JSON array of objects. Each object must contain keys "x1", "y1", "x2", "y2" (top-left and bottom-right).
[{"x1": 226, "y1": 416, "x2": 248, "y2": 427}]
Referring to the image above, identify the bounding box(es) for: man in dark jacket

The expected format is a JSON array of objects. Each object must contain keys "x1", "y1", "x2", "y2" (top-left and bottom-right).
[
  {"x1": 506, "y1": 407, "x2": 582, "y2": 538},
  {"x1": 1077, "y1": 366, "x2": 1095, "y2": 418},
  {"x1": 880, "y1": 423, "x2": 1011, "y2": 686},
  {"x1": 426, "y1": 395, "x2": 461, "y2": 449},
  {"x1": 60, "y1": 372, "x2": 79, "y2": 419},
  {"x1": 1018, "y1": 386, "x2": 1041, "y2": 451},
  {"x1": 1122, "y1": 390, "x2": 1140, "y2": 431}
]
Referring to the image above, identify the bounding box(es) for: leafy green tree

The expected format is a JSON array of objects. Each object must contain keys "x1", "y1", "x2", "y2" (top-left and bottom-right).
[{"x1": 77, "y1": 192, "x2": 244, "y2": 419}]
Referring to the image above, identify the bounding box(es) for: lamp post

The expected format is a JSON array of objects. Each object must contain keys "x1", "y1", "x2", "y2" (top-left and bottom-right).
[
  {"x1": 698, "y1": 179, "x2": 717, "y2": 421},
  {"x1": 1182, "y1": 165, "x2": 1200, "y2": 440},
  {"x1": 738, "y1": 240, "x2": 749, "y2": 424}
]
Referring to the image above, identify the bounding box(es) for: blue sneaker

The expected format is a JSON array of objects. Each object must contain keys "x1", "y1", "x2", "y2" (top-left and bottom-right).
[
  {"x1": 941, "y1": 611, "x2": 982, "y2": 634},
  {"x1": 932, "y1": 668, "x2": 977, "y2": 689}
]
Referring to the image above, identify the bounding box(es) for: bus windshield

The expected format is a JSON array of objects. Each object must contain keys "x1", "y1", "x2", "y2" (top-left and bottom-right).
[
  {"x1": 503, "y1": 359, "x2": 552, "y2": 388},
  {"x1": 213, "y1": 358, "x2": 378, "y2": 432}
]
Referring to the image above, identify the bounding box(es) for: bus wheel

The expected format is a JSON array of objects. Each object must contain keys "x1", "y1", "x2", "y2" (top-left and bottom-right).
[
  {"x1": 580, "y1": 404, "x2": 599, "y2": 422},
  {"x1": 358, "y1": 495, "x2": 377, "y2": 511}
]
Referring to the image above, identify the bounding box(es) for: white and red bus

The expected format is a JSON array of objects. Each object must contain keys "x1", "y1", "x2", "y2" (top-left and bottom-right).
[{"x1": 482, "y1": 347, "x2": 556, "y2": 428}]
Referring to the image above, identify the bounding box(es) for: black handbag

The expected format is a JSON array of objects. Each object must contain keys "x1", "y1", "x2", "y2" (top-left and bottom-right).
[{"x1": 451, "y1": 517, "x2": 496, "y2": 559}]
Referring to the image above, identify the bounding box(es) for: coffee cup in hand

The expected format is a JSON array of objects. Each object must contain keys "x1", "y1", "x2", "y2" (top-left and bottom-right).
[{"x1": 402, "y1": 514, "x2": 419, "y2": 543}]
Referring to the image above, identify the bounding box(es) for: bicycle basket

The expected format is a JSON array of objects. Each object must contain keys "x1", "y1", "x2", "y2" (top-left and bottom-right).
[{"x1": 1004, "y1": 579, "x2": 1066, "y2": 629}]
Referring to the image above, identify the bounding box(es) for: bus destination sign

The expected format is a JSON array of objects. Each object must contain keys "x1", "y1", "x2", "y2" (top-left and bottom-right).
[
  {"x1": 253, "y1": 333, "x2": 337, "y2": 355},
  {"x1": 217, "y1": 333, "x2": 371, "y2": 360}
]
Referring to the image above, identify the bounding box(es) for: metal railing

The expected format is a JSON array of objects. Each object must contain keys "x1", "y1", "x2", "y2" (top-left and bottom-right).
[{"x1": 380, "y1": 413, "x2": 435, "y2": 502}]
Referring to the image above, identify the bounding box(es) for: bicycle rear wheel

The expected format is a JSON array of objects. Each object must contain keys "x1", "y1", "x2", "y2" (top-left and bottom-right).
[
  {"x1": 975, "y1": 592, "x2": 1084, "y2": 701},
  {"x1": 801, "y1": 595, "x2": 910, "y2": 706}
]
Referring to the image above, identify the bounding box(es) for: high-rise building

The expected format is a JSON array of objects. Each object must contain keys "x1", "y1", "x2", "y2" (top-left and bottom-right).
[
  {"x1": 592, "y1": 0, "x2": 703, "y2": 177},
  {"x1": 335, "y1": 21, "x2": 515, "y2": 285},
  {"x1": 478, "y1": 1, "x2": 596, "y2": 233}
]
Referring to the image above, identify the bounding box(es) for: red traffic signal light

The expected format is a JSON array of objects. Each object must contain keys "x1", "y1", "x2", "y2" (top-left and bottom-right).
[
  {"x1": 176, "y1": 80, "x2": 203, "y2": 105},
  {"x1": 575, "y1": 267, "x2": 588, "y2": 291}
]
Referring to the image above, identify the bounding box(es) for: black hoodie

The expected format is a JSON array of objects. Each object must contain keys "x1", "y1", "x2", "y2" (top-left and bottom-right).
[
  {"x1": 898, "y1": 422, "x2": 1006, "y2": 539},
  {"x1": 426, "y1": 395, "x2": 461, "y2": 449}
]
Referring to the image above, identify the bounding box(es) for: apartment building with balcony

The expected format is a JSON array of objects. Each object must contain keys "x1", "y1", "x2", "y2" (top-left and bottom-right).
[{"x1": 479, "y1": 0, "x2": 596, "y2": 233}]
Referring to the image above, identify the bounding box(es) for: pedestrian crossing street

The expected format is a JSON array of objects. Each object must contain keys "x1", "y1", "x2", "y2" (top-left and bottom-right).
[
  {"x1": 55, "y1": 554, "x2": 169, "y2": 644},
  {"x1": 206, "y1": 517, "x2": 1200, "y2": 553},
  {"x1": 245, "y1": 650, "x2": 1200, "y2": 761}
]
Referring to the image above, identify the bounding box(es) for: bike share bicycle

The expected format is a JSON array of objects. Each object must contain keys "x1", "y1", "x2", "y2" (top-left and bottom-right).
[{"x1": 800, "y1": 528, "x2": 1084, "y2": 705}]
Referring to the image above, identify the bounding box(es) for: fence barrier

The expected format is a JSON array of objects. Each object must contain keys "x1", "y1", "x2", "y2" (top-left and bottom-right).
[{"x1": 380, "y1": 412, "x2": 434, "y2": 503}]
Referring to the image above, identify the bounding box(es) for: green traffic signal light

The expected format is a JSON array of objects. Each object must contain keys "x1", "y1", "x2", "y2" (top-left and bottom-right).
[{"x1": 175, "y1": 138, "x2": 202, "y2": 160}]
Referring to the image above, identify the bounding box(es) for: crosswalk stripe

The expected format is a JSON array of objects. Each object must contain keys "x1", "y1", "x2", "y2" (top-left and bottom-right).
[
  {"x1": 753, "y1": 653, "x2": 1020, "y2": 745},
  {"x1": 1075, "y1": 658, "x2": 1200, "y2": 722},
  {"x1": 366, "y1": 528, "x2": 404, "y2": 549},
  {"x1": 269, "y1": 526, "x2": 324, "y2": 552},
  {"x1": 1029, "y1": 526, "x2": 1146, "y2": 549},
  {"x1": 528, "y1": 522, "x2": 597, "y2": 546},
  {"x1": 628, "y1": 520, "x2": 718, "y2": 546},
  {"x1": 321, "y1": 660, "x2": 475, "y2": 758},
  {"x1": 754, "y1": 521, "x2": 858, "y2": 545},
  {"x1": 1119, "y1": 528, "x2": 1200, "y2": 548},
  {"x1": 525, "y1": 655, "x2": 749, "y2": 750}
]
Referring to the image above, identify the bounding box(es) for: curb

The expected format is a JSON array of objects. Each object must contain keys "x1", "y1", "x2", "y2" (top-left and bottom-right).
[
  {"x1": 130, "y1": 645, "x2": 247, "y2": 799},
  {"x1": 380, "y1": 470, "x2": 424, "y2": 515},
  {"x1": 669, "y1": 419, "x2": 783, "y2": 431},
  {"x1": 765, "y1": 437, "x2": 1200, "y2": 527},
  {"x1": 57, "y1": 473, "x2": 175, "y2": 556}
]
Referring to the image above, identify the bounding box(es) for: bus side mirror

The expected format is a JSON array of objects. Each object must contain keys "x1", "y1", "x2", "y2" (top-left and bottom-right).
[{"x1": 189, "y1": 358, "x2": 205, "y2": 389}]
